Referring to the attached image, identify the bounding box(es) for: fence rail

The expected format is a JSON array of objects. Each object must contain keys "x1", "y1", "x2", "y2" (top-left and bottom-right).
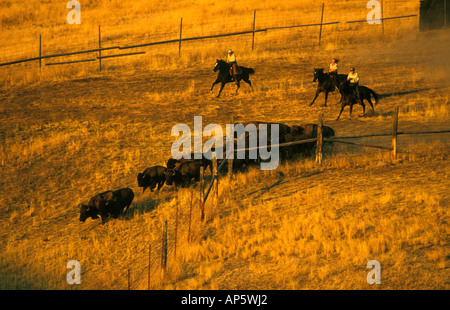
[
  {"x1": 45, "y1": 58, "x2": 97, "y2": 66},
  {"x1": 140, "y1": 106, "x2": 448, "y2": 289},
  {"x1": 200, "y1": 107, "x2": 449, "y2": 207},
  {"x1": 0, "y1": 7, "x2": 418, "y2": 69},
  {"x1": 346, "y1": 14, "x2": 417, "y2": 24}
]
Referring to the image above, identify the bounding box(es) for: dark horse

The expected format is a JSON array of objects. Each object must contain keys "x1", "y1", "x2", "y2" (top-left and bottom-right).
[
  {"x1": 336, "y1": 81, "x2": 379, "y2": 120},
  {"x1": 211, "y1": 59, "x2": 255, "y2": 98},
  {"x1": 310, "y1": 68, "x2": 347, "y2": 107}
]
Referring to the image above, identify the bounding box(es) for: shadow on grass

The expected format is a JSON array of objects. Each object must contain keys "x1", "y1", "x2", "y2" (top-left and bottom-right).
[
  {"x1": 124, "y1": 195, "x2": 173, "y2": 220},
  {"x1": 378, "y1": 88, "x2": 435, "y2": 100}
]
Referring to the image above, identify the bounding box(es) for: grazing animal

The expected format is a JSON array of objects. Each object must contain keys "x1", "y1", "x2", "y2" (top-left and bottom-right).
[
  {"x1": 282, "y1": 123, "x2": 335, "y2": 157},
  {"x1": 239, "y1": 121, "x2": 292, "y2": 144},
  {"x1": 218, "y1": 143, "x2": 256, "y2": 172},
  {"x1": 310, "y1": 68, "x2": 347, "y2": 107},
  {"x1": 137, "y1": 166, "x2": 166, "y2": 193},
  {"x1": 211, "y1": 59, "x2": 255, "y2": 97},
  {"x1": 214, "y1": 121, "x2": 292, "y2": 171},
  {"x1": 100, "y1": 188, "x2": 134, "y2": 223},
  {"x1": 336, "y1": 81, "x2": 378, "y2": 120},
  {"x1": 234, "y1": 121, "x2": 292, "y2": 165},
  {"x1": 165, "y1": 160, "x2": 203, "y2": 188},
  {"x1": 79, "y1": 190, "x2": 110, "y2": 223},
  {"x1": 79, "y1": 188, "x2": 134, "y2": 224},
  {"x1": 167, "y1": 155, "x2": 212, "y2": 173}
]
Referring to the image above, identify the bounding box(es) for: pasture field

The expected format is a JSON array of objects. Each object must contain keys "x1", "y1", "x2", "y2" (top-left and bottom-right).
[{"x1": 0, "y1": 0, "x2": 449, "y2": 290}]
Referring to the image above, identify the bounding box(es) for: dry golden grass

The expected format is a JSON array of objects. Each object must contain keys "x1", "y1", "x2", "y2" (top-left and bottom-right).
[{"x1": 0, "y1": 0, "x2": 449, "y2": 290}]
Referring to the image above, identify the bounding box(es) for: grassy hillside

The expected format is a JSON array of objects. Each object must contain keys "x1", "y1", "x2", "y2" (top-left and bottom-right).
[{"x1": 0, "y1": 0, "x2": 448, "y2": 289}]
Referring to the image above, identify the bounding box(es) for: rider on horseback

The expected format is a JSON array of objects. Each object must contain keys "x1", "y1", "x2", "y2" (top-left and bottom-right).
[
  {"x1": 227, "y1": 49, "x2": 238, "y2": 81},
  {"x1": 328, "y1": 58, "x2": 339, "y2": 90},
  {"x1": 347, "y1": 67, "x2": 361, "y2": 103}
]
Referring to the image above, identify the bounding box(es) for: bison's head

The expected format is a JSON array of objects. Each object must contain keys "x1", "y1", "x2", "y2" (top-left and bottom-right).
[
  {"x1": 164, "y1": 167, "x2": 181, "y2": 185},
  {"x1": 164, "y1": 168, "x2": 174, "y2": 185},
  {"x1": 166, "y1": 158, "x2": 179, "y2": 169},
  {"x1": 79, "y1": 203, "x2": 99, "y2": 222},
  {"x1": 137, "y1": 172, "x2": 144, "y2": 187},
  {"x1": 137, "y1": 173, "x2": 144, "y2": 187}
]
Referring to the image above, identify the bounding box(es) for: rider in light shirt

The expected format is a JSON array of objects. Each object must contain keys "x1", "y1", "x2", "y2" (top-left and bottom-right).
[
  {"x1": 227, "y1": 49, "x2": 238, "y2": 79},
  {"x1": 328, "y1": 58, "x2": 339, "y2": 89},
  {"x1": 347, "y1": 67, "x2": 361, "y2": 103}
]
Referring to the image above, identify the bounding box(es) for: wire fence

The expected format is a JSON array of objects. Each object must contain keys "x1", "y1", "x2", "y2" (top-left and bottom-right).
[
  {"x1": 120, "y1": 106, "x2": 449, "y2": 289},
  {"x1": 0, "y1": 2, "x2": 430, "y2": 289},
  {"x1": 0, "y1": 2, "x2": 419, "y2": 71}
]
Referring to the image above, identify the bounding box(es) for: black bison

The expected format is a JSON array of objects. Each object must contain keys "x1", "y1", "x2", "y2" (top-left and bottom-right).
[
  {"x1": 137, "y1": 166, "x2": 166, "y2": 193},
  {"x1": 240, "y1": 121, "x2": 292, "y2": 144},
  {"x1": 79, "y1": 187, "x2": 134, "y2": 224},
  {"x1": 167, "y1": 154, "x2": 212, "y2": 173},
  {"x1": 226, "y1": 121, "x2": 292, "y2": 169},
  {"x1": 282, "y1": 123, "x2": 335, "y2": 157},
  {"x1": 165, "y1": 160, "x2": 203, "y2": 188}
]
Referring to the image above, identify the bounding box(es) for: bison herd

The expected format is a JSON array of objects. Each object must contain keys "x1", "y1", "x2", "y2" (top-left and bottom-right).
[{"x1": 79, "y1": 122, "x2": 335, "y2": 224}]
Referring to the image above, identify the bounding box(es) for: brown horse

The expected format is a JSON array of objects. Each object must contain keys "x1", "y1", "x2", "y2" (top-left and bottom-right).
[
  {"x1": 310, "y1": 68, "x2": 347, "y2": 107},
  {"x1": 211, "y1": 59, "x2": 255, "y2": 97}
]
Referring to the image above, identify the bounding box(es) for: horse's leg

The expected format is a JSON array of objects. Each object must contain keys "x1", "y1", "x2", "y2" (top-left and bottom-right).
[
  {"x1": 235, "y1": 80, "x2": 240, "y2": 94},
  {"x1": 367, "y1": 97, "x2": 374, "y2": 111},
  {"x1": 217, "y1": 82, "x2": 226, "y2": 98},
  {"x1": 211, "y1": 79, "x2": 220, "y2": 93},
  {"x1": 243, "y1": 77, "x2": 252, "y2": 90},
  {"x1": 310, "y1": 89, "x2": 321, "y2": 106},
  {"x1": 336, "y1": 104, "x2": 345, "y2": 120},
  {"x1": 349, "y1": 103, "x2": 354, "y2": 118},
  {"x1": 324, "y1": 91, "x2": 329, "y2": 107},
  {"x1": 360, "y1": 102, "x2": 366, "y2": 117}
]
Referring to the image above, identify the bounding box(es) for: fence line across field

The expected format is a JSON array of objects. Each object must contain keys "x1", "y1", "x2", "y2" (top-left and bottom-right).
[
  {"x1": 200, "y1": 107, "x2": 449, "y2": 207},
  {"x1": 139, "y1": 106, "x2": 449, "y2": 289},
  {"x1": 0, "y1": 5, "x2": 419, "y2": 69},
  {"x1": 345, "y1": 14, "x2": 418, "y2": 24},
  {"x1": 45, "y1": 58, "x2": 97, "y2": 66}
]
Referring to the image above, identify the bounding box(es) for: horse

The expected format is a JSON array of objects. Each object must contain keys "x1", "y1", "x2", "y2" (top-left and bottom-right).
[
  {"x1": 211, "y1": 59, "x2": 255, "y2": 98},
  {"x1": 336, "y1": 80, "x2": 367, "y2": 120},
  {"x1": 336, "y1": 81, "x2": 380, "y2": 120},
  {"x1": 309, "y1": 68, "x2": 347, "y2": 107}
]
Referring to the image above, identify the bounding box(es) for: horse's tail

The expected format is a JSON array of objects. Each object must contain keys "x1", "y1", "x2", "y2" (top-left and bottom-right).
[
  {"x1": 247, "y1": 68, "x2": 255, "y2": 75},
  {"x1": 370, "y1": 89, "x2": 379, "y2": 105}
]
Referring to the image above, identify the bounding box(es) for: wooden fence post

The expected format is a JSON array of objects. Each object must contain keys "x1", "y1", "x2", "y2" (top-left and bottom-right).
[
  {"x1": 228, "y1": 116, "x2": 235, "y2": 177},
  {"x1": 39, "y1": 34, "x2": 42, "y2": 69},
  {"x1": 318, "y1": 3, "x2": 325, "y2": 46},
  {"x1": 127, "y1": 268, "x2": 131, "y2": 290},
  {"x1": 444, "y1": 0, "x2": 447, "y2": 29},
  {"x1": 148, "y1": 243, "x2": 151, "y2": 290},
  {"x1": 200, "y1": 167, "x2": 205, "y2": 222},
  {"x1": 252, "y1": 10, "x2": 256, "y2": 51},
  {"x1": 161, "y1": 221, "x2": 168, "y2": 271},
  {"x1": 98, "y1": 25, "x2": 102, "y2": 71},
  {"x1": 179, "y1": 18, "x2": 183, "y2": 56},
  {"x1": 392, "y1": 106, "x2": 399, "y2": 160},
  {"x1": 381, "y1": 0, "x2": 385, "y2": 36},
  {"x1": 174, "y1": 204, "x2": 178, "y2": 259},
  {"x1": 315, "y1": 112, "x2": 324, "y2": 165},
  {"x1": 213, "y1": 156, "x2": 218, "y2": 198},
  {"x1": 188, "y1": 189, "x2": 193, "y2": 243},
  {"x1": 213, "y1": 156, "x2": 218, "y2": 219}
]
